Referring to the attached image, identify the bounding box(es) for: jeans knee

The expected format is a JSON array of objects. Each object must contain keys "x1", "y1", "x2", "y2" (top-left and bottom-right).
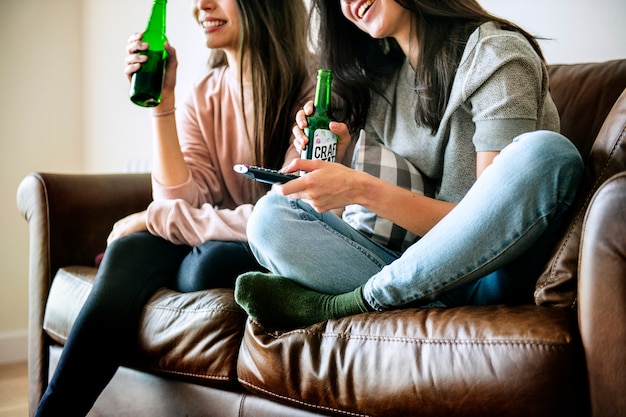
[
  {"x1": 511, "y1": 130, "x2": 584, "y2": 201},
  {"x1": 515, "y1": 131, "x2": 582, "y2": 167},
  {"x1": 511, "y1": 131, "x2": 582, "y2": 177},
  {"x1": 247, "y1": 193, "x2": 288, "y2": 249}
]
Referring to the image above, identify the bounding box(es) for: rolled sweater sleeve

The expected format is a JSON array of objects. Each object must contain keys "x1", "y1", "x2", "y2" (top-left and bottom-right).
[
  {"x1": 457, "y1": 25, "x2": 559, "y2": 151},
  {"x1": 146, "y1": 199, "x2": 251, "y2": 247},
  {"x1": 145, "y1": 66, "x2": 315, "y2": 247}
]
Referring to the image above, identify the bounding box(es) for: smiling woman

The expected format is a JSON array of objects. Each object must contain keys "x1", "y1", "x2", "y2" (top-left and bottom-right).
[
  {"x1": 338, "y1": 0, "x2": 414, "y2": 43},
  {"x1": 194, "y1": 0, "x2": 240, "y2": 51},
  {"x1": 31, "y1": 1, "x2": 315, "y2": 416},
  {"x1": 235, "y1": 0, "x2": 584, "y2": 329}
]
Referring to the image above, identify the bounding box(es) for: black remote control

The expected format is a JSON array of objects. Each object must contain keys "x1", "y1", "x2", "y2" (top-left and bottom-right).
[{"x1": 233, "y1": 164, "x2": 299, "y2": 184}]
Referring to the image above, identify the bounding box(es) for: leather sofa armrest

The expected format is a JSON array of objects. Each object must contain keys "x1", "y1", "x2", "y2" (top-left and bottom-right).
[
  {"x1": 578, "y1": 171, "x2": 626, "y2": 417},
  {"x1": 17, "y1": 172, "x2": 152, "y2": 273},
  {"x1": 16, "y1": 172, "x2": 152, "y2": 414}
]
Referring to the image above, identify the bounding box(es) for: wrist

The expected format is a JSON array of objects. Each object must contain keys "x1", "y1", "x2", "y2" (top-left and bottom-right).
[
  {"x1": 151, "y1": 107, "x2": 176, "y2": 117},
  {"x1": 152, "y1": 96, "x2": 175, "y2": 113},
  {"x1": 350, "y1": 170, "x2": 371, "y2": 206},
  {"x1": 354, "y1": 171, "x2": 384, "y2": 211}
]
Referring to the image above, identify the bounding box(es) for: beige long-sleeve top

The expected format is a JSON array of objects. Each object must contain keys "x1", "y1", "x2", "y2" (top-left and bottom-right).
[{"x1": 146, "y1": 65, "x2": 312, "y2": 246}]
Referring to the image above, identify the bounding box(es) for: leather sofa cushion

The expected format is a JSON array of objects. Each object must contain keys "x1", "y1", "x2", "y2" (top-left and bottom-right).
[
  {"x1": 238, "y1": 306, "x2": 586, "y2": 417},
  {"x1": 44, "y1": 266, "x2": 247, "y2": 388},
  {"x1": 548, "y1": 60, "x2": 626, "y2": 158},
  {"x1": 536, "y1": 61, "x2": 626, "y2": 307}
]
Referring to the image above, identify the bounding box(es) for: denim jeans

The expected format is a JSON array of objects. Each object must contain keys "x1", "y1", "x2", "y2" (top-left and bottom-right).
[
  {"x1": 35, "y1": 232, "x2": 261, "y2": 416},
  {"x1": 247, "y1": 131, "x2": 584, "y2": 310}
]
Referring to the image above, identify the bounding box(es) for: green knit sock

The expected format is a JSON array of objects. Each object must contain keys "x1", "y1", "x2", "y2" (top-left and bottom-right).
[{"x1": 234, "y1": 272, "x2": 371, "y2": 328}]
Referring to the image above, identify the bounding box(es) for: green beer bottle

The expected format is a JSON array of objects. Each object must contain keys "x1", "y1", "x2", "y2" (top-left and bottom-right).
[
  {"x1": 129, "y1": 0, "x2": 168, "y2": 107},
  {"x1": 301, "y1": 69, "x2": 338, "y2": 162}
]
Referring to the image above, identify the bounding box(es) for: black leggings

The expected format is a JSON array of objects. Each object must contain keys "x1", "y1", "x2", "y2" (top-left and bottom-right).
[{"x1": 35, "y1": 232, "x2": 262, "y2": 417}]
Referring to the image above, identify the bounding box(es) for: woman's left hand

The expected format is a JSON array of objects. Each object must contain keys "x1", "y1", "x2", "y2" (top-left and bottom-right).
[
  {"x1": 107, "y1": 210, "x2": 149, "y2": 246},
  {"x1": 278, "y1": 159, "x2": 365, "y2": 213},
  {"x1": 293, "y1": 101, "x2": 353, "y2": 164}
]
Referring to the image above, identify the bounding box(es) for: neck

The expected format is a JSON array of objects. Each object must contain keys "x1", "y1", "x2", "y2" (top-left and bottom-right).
[
  {"x1": 224, "y1": 49, "x2": 251, "y2": 83},
  {"x1": 394, "y1": 17, "x2": 418, "y2": 70}
]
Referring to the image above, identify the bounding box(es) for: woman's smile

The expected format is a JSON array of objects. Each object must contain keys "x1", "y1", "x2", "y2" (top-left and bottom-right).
[
  {"x1": 357, "y1": 0, "x2": 375, "y2": 19},
  {"x1": 201, "y1": 19, "x2": 227, "y2": 31}
]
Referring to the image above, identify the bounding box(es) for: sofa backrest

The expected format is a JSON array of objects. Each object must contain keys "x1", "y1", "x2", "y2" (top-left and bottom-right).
[
  {"x1": 548, "y1": 60, "x2": 626, "y2": 157},
  {"x1": 535, "y1": 59, "x2": 626, "y2": 307}
]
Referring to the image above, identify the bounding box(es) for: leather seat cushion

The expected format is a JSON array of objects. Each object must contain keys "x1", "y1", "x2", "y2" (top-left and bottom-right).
[
  {"x1": 43, "y1": 266, "x2": 247, "y2": 388},
  {"x1": 238, "y1": 306, "x2": 586, "y2": 417}
]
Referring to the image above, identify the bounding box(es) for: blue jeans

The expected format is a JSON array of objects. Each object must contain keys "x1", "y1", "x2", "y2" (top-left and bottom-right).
[{"x1": 246, "y1": 131, "x2": 583, "y2": 310}]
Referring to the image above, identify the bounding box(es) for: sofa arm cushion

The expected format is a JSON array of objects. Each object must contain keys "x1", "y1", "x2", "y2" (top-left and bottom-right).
[
  {"x1": 238, "y1": 306, "x2": 586, "y2": 417},
  {"x1": 579, "y1": 172, "x2": 626, "y2": 417},
  {"x1": 17, "y1": 172, "x2": 153, "y2": 276},
  {"x1": 536, "y1": 87, "x2": 626, "y2": 307}
]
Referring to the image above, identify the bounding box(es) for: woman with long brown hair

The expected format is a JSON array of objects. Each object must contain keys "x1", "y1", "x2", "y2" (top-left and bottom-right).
[
  {"x1": 236, "y1": 0, "x2": 584, "y2": 328},
  {"x1": 34, "y1": 1, "x2": 314, "y2": 415}
]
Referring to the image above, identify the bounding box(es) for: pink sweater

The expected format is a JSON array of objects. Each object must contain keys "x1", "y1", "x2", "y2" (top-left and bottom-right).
[{"x1": 146, "y1": 66, "x2": 312, "y2": 246}]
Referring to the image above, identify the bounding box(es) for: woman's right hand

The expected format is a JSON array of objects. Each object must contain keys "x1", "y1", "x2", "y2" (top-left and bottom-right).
[
  {"x1": 293, "y1": 101, "x2": 352, "y2": 164},
  {"x1": 124, "y1": 32, "x2": 178, "y2": 101}
]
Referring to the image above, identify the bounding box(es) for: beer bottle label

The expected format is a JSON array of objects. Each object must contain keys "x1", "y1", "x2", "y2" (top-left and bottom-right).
[{"x1": 302, "y1": 128, "x2": 337, "y2": 162}]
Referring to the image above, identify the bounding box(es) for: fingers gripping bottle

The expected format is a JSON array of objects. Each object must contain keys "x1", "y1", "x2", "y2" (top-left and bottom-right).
[
  {"x1": 301, "y1": 69, "x2": 338, "y2": 162},
  {"x1": 129, "y1": 0, "x2": 168, "y2": 107}
]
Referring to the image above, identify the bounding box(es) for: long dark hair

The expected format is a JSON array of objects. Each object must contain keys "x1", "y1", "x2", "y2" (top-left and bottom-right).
[
  {"x1": 311, "y1": 0, "x2": 543, "y2": 134},
  {"x1": 206, "y1": 0, "x2": 311, "y2": 170}
]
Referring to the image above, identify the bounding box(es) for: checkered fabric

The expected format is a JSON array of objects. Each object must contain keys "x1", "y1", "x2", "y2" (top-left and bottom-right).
[{"x1": 343, "y1": 131, "x2": 424, "y2": 252}]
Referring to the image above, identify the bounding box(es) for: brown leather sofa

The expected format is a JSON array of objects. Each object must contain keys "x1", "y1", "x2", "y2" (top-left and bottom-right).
[{"x1": 16, "y1": 59, "x2": 626, "y2": 417}]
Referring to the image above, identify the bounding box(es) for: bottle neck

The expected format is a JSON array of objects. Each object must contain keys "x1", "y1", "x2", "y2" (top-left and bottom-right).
[
  {"x1": 145, "y1": 0, "x2": 167, "y2": 38},
  {"x1": 313, "y1": 70, "x2": 332, "y2": 116}
]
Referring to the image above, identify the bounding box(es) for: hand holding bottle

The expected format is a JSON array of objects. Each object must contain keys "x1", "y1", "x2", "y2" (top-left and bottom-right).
[
  {"x1": 292, "y1": 100, "x2": 352, "y2": 165},
  {"x1": 125, "y1": 0, "x2": 171, "y2": 107},
  {"x1": 293, "y1": 69, "x2": 340, "y2": 162},
  {"x1": 125, "y1": 33, "x2": 178, "y2": 106}
]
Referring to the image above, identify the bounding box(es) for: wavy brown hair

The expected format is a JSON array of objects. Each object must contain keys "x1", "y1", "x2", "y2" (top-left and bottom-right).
[
  {"x1": 205, "y1": 0, "x2": 311, "y2": 170},
  {"x1": 311, "y1": 0, "x2": 543, "y2": 135}
]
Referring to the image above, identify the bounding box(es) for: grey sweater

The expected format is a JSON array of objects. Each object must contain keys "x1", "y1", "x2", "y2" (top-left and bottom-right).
[{"x1": 364, "y1": 21, "x2": 559, "y2": 203}]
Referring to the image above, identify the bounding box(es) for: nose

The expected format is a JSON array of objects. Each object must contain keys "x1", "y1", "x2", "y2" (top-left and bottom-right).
[
  {"x1": 195, "y1": 0, "x2": 215, "y2": 12},
  {"x1": 194, "y1": 0, "x2": 214, "y2": 21}
]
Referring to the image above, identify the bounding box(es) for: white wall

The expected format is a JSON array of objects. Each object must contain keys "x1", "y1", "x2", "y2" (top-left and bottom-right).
[
  {"x1": 480, "y1": 0, "x2": 626, "y2": 65},
  {"x1": 83, "y1": 0, "x2": 211, "y2": 173},
  {"x1": 0, "y1": 0, "x2": 84, "y2": 364},
  {"x1": 1, "y1": 0, "x2": 625, "y2": 364}
]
